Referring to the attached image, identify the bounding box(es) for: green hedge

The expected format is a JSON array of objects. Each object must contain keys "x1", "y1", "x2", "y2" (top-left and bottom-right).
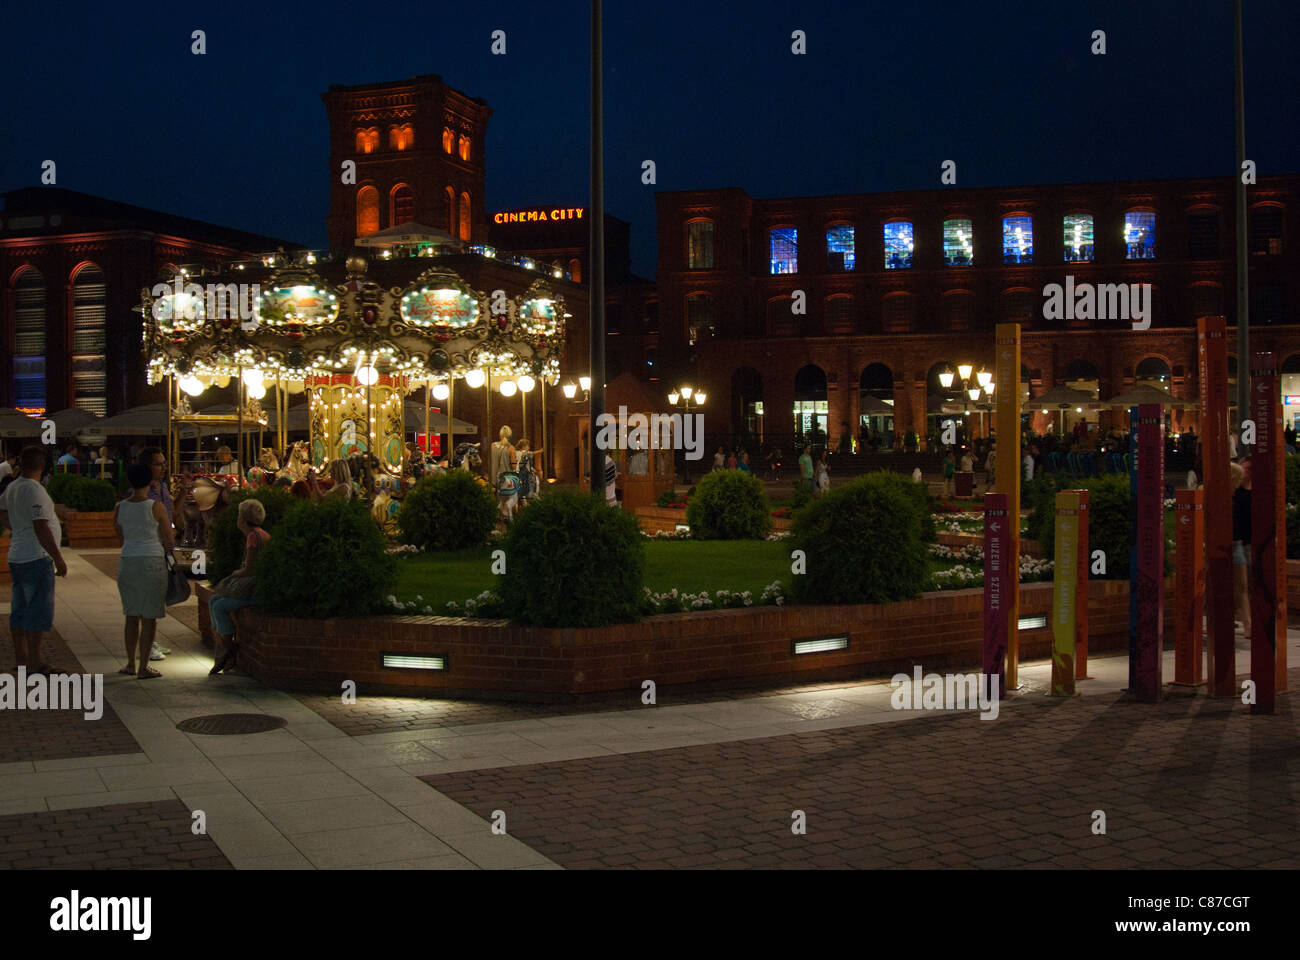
[
  {"x1": 1032, "y1": 473, "x2": 1173, "y2": 580},
  {"x1": 398, "y1": 470, "x2": 498, "y2": 550},
  {"x1": 1286, "y1": 454, "x2": 1299, "y2": 507},
  {"x1": 870, "y1": 469, "x2": 936, "y2": 542},
  {"x1": 205, "y1": 487, "x2": 298, "y2": 585},
  {"x1": 46, "y1": 473, "x2": 118, "y2": 511},
  {"x1": 254, "y1": 497, "x2": 396, "y2": 618},
  {"x1": 789, "y1": 473, "x2": 930, "y2": 605},
  {"x1": 499, "y1": 489, "x2": 644, "y2": 626},
  {"x1": 46, "y1": 473, "x2": 81, "y2": 507},
  {"x1": 685, "y1": 469, "x2": 772, "y2": 539}
]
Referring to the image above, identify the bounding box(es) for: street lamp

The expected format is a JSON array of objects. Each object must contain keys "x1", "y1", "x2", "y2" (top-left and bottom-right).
[{"x1": 668, "y1": 384, "x2": 705, "y2": 483}]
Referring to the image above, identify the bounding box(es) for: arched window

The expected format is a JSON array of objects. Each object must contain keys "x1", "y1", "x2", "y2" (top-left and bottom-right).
[
  {"x1": 11, "y1": 267, "x2": 46, "y2": 414},
  {"x1": 942, "y1": 219, "x2": 973, "y2": 266},
  {"x1": 1002, "y1": 215, "x2": 1033, "y2": 264},
  {"x1": 769, "y1": 226, "x2": 798, "y2": 274},
  {"x1": 1250, "y1": 202, "x2": 1284, "y2": 255},
  {"x1": 826, "y1": 223, "x2": 855, "y2": 271},
  {"x1": 458, "y1": 191, "x2": 472, "y2": 241},
  {"x1": 793, "y1": 365, "x2": 828, "y2": 441},
  {"x1": 356, "y1": 186, "x2": 380, "y2": 237},
  {"x1": 1187, "y1": 207, "x2": 1220, "y2": 259},
  {"x1": 355, "y1": 128, "x2": 378, "y2": 154},
  {"x1": 731, "y1": 367, "x2": 764, "y2": 440},
  {"x1": 458, "y1": 135, "x2": 471, "y2": 162},
  {"x1": 859, "y1": 363, "x2": 894, "y2": 441},
  {"x1": 568, "y1": 258, "x2": 582, "y2": 283},
  {"x1": 445, "y1": 186, "x2": 455, "y2": 233},
  {"x1": 388, "y1": 126, "x2": 400, "y2": 150},
  {"x1": 70, "y1": 263, "x2": 108, "y2": 416},
  {"x1": 1064, "y1": 359, "x2": 1101, "y2": 400},
  {"x1": 1063, "y1": 213, "x2": 1094, "y2": 262},
  {"x1": 825, "y1": 295, "x2": 855, "y2": 332},
  {"x1": 442, "y1": 127, "x2": 455, "y2": 154},
  {"x1": 1124, "y1": 210, "x2": 1156, "y2": 260},
  {"x1": 999, "y1": 287, "x2": 1036, "y2": 329},
  {"x1": 390, "y1": 184, "x2": 415, "y2": 226},
  {"x1": 686, "y1": 294, "x2": 716, "y2": 345},
  {"x1": 687, "y1": 219, "x2": 714, "y2": 269},
  {"x1": 388, "y1": 123, "x2": 413, "y2": 151},
  {"x1": 1135, "y1": 356, "x2": 1172, "y2": 390},
  {"x1": 883, "y1": 221, "x2": 914, "y2": 269}
]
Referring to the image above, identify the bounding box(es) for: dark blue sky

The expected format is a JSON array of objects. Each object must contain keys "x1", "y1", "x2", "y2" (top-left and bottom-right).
[{"x1": 2, "y1": 0, "x2": 1296, "y2": 276}]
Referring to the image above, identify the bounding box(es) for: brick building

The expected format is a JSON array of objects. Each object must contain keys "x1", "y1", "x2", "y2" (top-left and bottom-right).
[
  {"x1": 653, "y1": 176, "x2": 1300, "y2": 452},
  {"x1": 322, "y1": 74, "x2": 493, "y2": 253},
  {"x1": 0, "y1": 187, "x2": 298, "y2": 416}
]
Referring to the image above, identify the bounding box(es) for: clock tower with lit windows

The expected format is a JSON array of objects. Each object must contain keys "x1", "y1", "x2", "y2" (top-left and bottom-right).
[{"x1": 322, "y1": 74, "x2": 493, "y2": 253}]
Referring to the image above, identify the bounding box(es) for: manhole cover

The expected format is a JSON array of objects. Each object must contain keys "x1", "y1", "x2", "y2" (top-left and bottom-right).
[{"x1": 176, "y1": 713, "x2": 287, "y2": 735}]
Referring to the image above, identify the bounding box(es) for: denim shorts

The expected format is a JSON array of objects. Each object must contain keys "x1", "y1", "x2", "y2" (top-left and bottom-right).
[
  {"x1": 9, "y1": 558, "x2": 56, "y2": 632},
  {"x1": 1232, "y1": 541, "x2": 1248, "y2": 565}
]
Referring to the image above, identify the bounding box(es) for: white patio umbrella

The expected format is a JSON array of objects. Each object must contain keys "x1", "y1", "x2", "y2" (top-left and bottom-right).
[{"x1": 0, "y1": 407, "x2": 43, "y2": 439}]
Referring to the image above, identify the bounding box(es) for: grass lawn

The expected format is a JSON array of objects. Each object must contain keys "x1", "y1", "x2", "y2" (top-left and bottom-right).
[{"x1": 391, "y1": 539, "x2": 794, "y2": 609}]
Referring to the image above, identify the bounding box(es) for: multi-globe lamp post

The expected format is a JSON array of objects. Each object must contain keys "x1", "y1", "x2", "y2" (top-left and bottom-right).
[
  {"x1": 667, "y1": 385, "x2": 705, "y2": 483},
  {"x1": 937, "y1": 363, "x2": 995, "y2": 441}
]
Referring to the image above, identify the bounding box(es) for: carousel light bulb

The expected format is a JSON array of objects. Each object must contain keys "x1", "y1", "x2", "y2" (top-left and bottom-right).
[
  {"x1": 356, "y1": 365, "x2": 378, "y2": 386},
  {"x1": 432, "y1": 383, "x2": 450, "y2": 401},
  {"x1": 563, "y1": 383, "x2": 577, "y2": 399},
  {"x1": 517, "y1": 375, "x2": 535, "y2": 393},
  {"x1": 242, "y1": 368, "x2": 264, "y2": 389},
  {"x1": 464, "y1": 369, "x2": 485, "y2": 388},
  {"x1": 247, "y1": 382, "x2": 267, "y2": 400},
  {"x1": 179, "y1": 375, "x2": 205, "y2": 397},
  {"x1": 499, "y1": 380, "x2": 518, "y2": 397}
]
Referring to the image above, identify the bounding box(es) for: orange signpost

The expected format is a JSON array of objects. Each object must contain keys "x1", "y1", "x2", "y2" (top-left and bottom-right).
[
  {"x1": 1197, "y1": 315, "x2": 1235, "y2": 696},
  {"x1": 994, "y1": 323, "x2": 1021, "y2": 691},
  {"x1": 1073, "y1": 489, "x2": 1091, "y2": 680},
  {"x1": 1172, "y1": 488, "x2": 1205, "y2": 687}
]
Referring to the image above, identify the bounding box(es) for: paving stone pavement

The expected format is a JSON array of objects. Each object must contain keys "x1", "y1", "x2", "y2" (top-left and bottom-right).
[
  {"x1": 0, "y1": 799, "x2": 232, "y2": 869},
  {"x1": 423, "y1": 667, "x2": 1300, "y2": 870}
]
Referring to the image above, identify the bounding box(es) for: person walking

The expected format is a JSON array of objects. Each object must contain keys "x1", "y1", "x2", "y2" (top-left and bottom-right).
[
  {"x1": 798, "y1": 444, "x2": 814, "y2": 494},
  {"x1": 943, "y1": 449, "x2": 956, "y2": 497},
  {"x1": 137, "y1": 447, "x2": 174, "y2": 661},
  {"x1": 490, "y1": 426, "x2": 519, "y2": 523},
  {"x1": 725, "y1": 450, "x2": 738, "y2": 471},
  {"x1": 738, "y1": 450, "x2": 751, "y2": 473},
  {"x1": 208, "y1": 499, "x2": 271, "y2": 675},
  {"x1": 815, "y1": 453, "x2": 830, "y2": 496},
  {"x1": 0, "y1": 447, "x2": 67, "y2": 673},
  {"x1": 1231, "y1": 460, "x2": 1251, "y2": 640},
  {"x1": 712, "y1": 448, "x2": 725, "y2": 471},
  {"x1": 515, "y1": 439, "x2": 537, "y2": 502},
  {"x1": 114, "y1": 464, "x2": 175, "y2": 679},
  {"x1": 984, "y1": 444, "x2": 997, "y2": 490},
  {"x1": 604, "y1": 453, "x2": 619, "y2": 507}
]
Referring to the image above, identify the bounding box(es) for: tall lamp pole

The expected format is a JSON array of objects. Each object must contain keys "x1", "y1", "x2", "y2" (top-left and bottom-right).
[
  {"x1": 588, "y1": 0, "x2": 606, "y2": 494},
  {"x1": 1233, "y1": 0, "x2": 1250, "y2": 451}
]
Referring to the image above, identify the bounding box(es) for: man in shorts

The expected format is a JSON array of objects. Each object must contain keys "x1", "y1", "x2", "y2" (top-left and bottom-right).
[{"x1": 0, "y1": 447, "x2": 68, "y2": 672}]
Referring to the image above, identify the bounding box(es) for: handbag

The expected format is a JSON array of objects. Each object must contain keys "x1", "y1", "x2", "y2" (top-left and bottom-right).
[
  {"x1": 165, "y1": 557, "x2": 191, "y2": 606},
  {"x1": 211, "y1": 573, "x2": 256, "y2": 601}
]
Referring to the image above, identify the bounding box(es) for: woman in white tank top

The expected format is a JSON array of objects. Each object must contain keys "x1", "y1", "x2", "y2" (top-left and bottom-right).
[{"x1": 114, "y1": 464, "x2": 176, "y2": 678}]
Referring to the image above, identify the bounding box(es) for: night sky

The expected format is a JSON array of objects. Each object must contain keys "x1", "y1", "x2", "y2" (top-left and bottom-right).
[{"x1": 2, "y1": 0, "x2": 1296, "y2": 276}]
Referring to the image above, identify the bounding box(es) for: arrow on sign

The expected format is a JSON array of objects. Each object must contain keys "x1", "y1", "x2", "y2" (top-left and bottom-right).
[{"x1": 990, "y1": 522, "x2": 1001, "y2": 532}]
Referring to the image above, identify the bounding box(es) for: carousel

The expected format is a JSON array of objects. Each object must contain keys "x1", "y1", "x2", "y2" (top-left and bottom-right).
[{"x1": 140, "y1": 254, "x2": 568, "y2": 539}]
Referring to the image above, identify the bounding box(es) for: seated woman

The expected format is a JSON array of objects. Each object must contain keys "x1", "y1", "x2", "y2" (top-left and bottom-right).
[
  {"x1": 208, "y1": 499, "x2": 271, "y2": 675},
  {"x1": 322, "y1": 459, "x2": 354, "y2": 500}
]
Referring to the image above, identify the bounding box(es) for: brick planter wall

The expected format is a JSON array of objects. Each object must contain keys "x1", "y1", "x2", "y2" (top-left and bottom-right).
[
  {"x1": 213, "y1": 577, "x2": 1175, "y2": 700},
  {"x1": 634, "y1": 506, "x2": 791, "y2": 536},
  {"x1": 64, "y1": 511, "x2": 123, "y2": 549},
  {"x1": 936, "y1": 531, "x2": 1043, "y2": 557}
]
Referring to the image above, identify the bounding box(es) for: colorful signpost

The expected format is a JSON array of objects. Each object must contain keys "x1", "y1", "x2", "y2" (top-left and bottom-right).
[
  {"x1": 994, "y1": 323, "x2": 1021, "y2": 689},
  {"x1": 1051, "y1": 491, "x2": 1081, "y2": 696},
  {"x1": 1172, "y1": 489, "x2": 1205, "y2": 686},
  {"x1": 1073, "y1": 489, "x2": 1091, "y2": 679},
  {"x1": 1127, "y1": 410, "x2": 1139, "y2": 691},
  {"x1": 1197, "y1": 315, "x2": 1234, "y2": 696},
  {"x1": 1133, "y1": 403, "x2": 1165, "y2": 701},
  {"x1": 983, "y1": 493, "x2": 1011, "y2": 701},
  {"x1": 1249, "y1": 352, "x2": 1287, "y2": 714}
]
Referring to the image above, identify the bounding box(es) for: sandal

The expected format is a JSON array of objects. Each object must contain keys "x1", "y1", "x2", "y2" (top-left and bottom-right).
[
  {"x1": 119, "y1": 666, "x2": 136, "y2": 675},
  {"x1": 137, "y1": 667, "x2": 163, "y2": 680}
]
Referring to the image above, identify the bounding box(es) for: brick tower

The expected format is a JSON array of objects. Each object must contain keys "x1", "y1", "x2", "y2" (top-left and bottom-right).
[{"x1": 322, "y1": 74, "x2": 493, "y2": 253}]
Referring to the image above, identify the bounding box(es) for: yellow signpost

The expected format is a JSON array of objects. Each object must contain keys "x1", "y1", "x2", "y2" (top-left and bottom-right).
[{"x1": 994, "y1": 323, "x2": 1021, "y2": 690}]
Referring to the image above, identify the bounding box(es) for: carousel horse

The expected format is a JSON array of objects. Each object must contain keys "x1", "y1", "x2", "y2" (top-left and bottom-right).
[
  {"x1": 246, "y1": 448, "x2": 281, "y2": 487},
  {"x1": 278, "y1": 441, "x2": 311, "y2": 482},
  {"x1": 452, "y1": 442, "x2": 481, "y2": 473},
  {"x1": 370, "y1": 488, "x2": 402, "y2": 534}
]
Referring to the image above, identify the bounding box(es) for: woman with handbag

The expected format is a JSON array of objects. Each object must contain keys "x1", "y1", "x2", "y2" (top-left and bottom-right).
[
  {"x1": 208, "y1": 499, "x2": 270, "y2": 675},
  {"x1": 114, "y1": 464, "x2": 176, "y2": 679}
]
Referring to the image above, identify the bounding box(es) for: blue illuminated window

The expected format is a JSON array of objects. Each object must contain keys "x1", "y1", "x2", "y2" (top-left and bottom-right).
[
  {"x1": 826, "y1": 224, "x2": 855, "y2": 271},
  {"x1": 770, "y1": 227, "x2": 798, "y2": 274},
  {"x1": 1063, "y1": 214, "x2": 1094, "y2": 262},
  {"x1": 1124, "y1": 211, "x2": 1156, "y2": 259},
  {"x1": 884, "y1": 222, "x2": 913, "y2": 269},
  {"x1": 1002, "y1": 216, "x2": 1033, "y2": 264},
  {"x1": 943, "y1": 219, "x2": 973, "y2": 266}
]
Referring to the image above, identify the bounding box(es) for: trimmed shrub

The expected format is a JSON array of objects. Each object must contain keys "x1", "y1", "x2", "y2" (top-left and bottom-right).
[
  {"x1": 1034, "y1": 474, "x2": 1172, "y2": 579},
  {"x1": 788, "y1": 479, "x2": 813, "y2": 513},
  {"x1": 789, "y1": 473, "x2": 930, "y2": 605},
  {"x1": 398, "y1": 470, "x2": 497, "y2": 550},
  {"x1": 870, "y1": 469, "x2": 936, "y2": 542},
  {"x1": 685, "y1": 469, "x2": 772, "y2": 540},
  {"x1": 254, "y1": 497, "x2": 396, "y2": 618},
  {"x1": 500, "y1": 489, "x2": 644, "y2": 626},
  {"x1": 1286, "y1": 454, "x2": 1300, "y2": 507},
  {"x1": 655, "y1": 488, "x2": 681, "y2": 507},
  {"x1": 47, "y1": 473, "x2": 80, "y2": 507},
  {"x1": 205, "y1": 487, "x2": 297, "y2": 585},
  {"x1": 71, "y1": 477, "x2": 117, "y2": 512}
]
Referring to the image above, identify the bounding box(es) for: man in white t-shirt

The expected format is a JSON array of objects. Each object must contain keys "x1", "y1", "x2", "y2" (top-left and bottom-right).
[
  {"x1": 0, "y1": 447, "x2": 68, "y2": 672},
  {"x1": 0, "y1": 451, "x2": 16, "y2": 483},
  {"x1": 604, "y1": 454, "x2": 618, "y2": 507}
]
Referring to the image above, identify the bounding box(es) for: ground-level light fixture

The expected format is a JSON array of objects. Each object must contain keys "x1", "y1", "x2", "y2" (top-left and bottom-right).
[
  {"x1": 381, "y1": 652, "x2": 447, "y2": 671},
  {"x1": 792, "y1": 635, "x2": 850, "y2": 655}
]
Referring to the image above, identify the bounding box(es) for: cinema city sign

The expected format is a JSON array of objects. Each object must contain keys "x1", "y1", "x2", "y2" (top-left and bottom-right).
[{"x1": 493, "y1": 207, "x2": 586, "y2": 224}]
